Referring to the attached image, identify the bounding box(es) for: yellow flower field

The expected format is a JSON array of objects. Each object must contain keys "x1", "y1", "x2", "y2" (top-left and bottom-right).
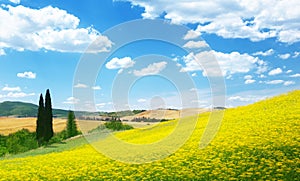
[{"x1": 0, "y1": 91, "x2": 299, "y2": 180}]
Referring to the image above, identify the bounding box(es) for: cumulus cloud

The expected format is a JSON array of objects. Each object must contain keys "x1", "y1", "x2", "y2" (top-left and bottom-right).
[
  {"x1": 123, "y1": 0, "x2": 300, "y2": 44},
  {"x1": 283, "y1": 81, "x2": 295, "y2": 86},
  {"x1": 2, "y1": 86, "x2": 21, "y2": 92},
  {"x1": 17, "y1": 71, "x2": 36, "y2": 79},
  {"x1": 228, "y1": 96, "x2": 254, "y2": 102},
  {"x1": 9, "y1": 0, "x2": 20, "y2": 4},
  {"x1": 0, "y1": 49, "x2": 5, "y2": 56},
  {"x1": 252, "y1": 49, "x2": 274, "y2": 56},
  {"x1": 133, "y1": 61, "x2": 167, "y2": 76},
  {"x1": 137, "y1": 98, "x2": 147, "y2": 103},
  {"x1": 286, "y1": 70, "x2": 292, "y2": 74},
  {"x1": 96, "y1": 103, "x2": 106, "y2": 108},
  {"x1": 278, "y1": 53, "x2": 291, "y2": 60},
  {"x1": 183, "y1": 29, "x2": 201, "y2": 40},
  {"x1": 244, "y1": 75, "x2": 256, "y2": 84},
  {"x1": 63, "y1": 97, "x2": 80, "y2": 104},
  {"x1": 106, "y1": 57, "x2": 135, "y2": 70},
  {"x1": 265, "y1": 80, "x2": 284, "y2": 84},
  {"x1": 0, "y1": 92, "x2": 35, "y2": 98},
  {"x1": 290, "y1": 73, "x2": 300, "y2": 77},
  {"x1": 0, "y1": 5, "x2": 112, "y2": 53},
  {"x1": 183, "y1": 40, "x2": 208, "y2": 49},
  {"x1": 92, "y1": 86, "x2": 101, "y2": 90},
  {"x1": 191, "y1": 73, "x2": 197, "y2": 77},
  {"x1": 244, "y1": 75, "x2": 252, "y2": 80},
  {"x1": 74, "y1": 83, "x2": 88, "y2": 88},
  {"x1": 293, "y1": 51, "x2": 300, "y2": 58},
  {"x1": 180, "y1": 50, "x2": 267, "y2": 77},
  {"x1": 245, "y1": 79, "x2": 256, "y2": 84},
  {"x1": 268, "y1": 68, "x2": 282, "y2": 76}
]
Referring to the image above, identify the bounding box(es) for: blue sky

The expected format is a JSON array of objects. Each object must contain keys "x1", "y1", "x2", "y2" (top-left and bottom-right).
[{"x1": 0, "y1": 0, "x2": 299, "y2": 111}]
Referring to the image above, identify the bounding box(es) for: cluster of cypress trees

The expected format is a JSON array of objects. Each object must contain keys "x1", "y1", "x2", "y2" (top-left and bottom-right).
[{"x1": 36, "y1": 89, "x2": 53, "y2": 146}]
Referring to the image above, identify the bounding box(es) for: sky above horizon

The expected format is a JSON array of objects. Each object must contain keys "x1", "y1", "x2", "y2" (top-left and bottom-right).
[{"x1": 0, "y1": 0, "x2": 299, "y2": 111}]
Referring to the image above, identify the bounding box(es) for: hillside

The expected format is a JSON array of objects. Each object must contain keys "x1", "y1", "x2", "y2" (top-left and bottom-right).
[
  {"x1": 0, "y1": 90, "x2": 299, "y2": 180},
  {"x1": 0, "y1": 101, "x2": 38, "y2": 117},
  {"x1": 121, "y1": 108, "x2": 210, "y2": 121},
  {"x1": 0, "y1": 101, "x2": 98, "y2": 118}
]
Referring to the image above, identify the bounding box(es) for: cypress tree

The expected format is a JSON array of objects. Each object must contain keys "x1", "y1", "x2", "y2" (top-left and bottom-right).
[
  {"x1": 66, "y1": 110, "x2": 78, "y2": 138},
  {"x1": 36, "y1": 94, "x2": 45, "y2": 146},
  {"x1": 44, "y1": 89, "x2": 53, "y2": 142}
]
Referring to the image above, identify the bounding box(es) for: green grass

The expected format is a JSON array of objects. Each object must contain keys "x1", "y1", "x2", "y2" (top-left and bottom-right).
[{"x1": 0, "y1": 136, "x2": 88, "y2": 160}]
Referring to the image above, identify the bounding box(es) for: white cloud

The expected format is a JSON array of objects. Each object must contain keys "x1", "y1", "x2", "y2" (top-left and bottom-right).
[
  {"x1": 17, "y1": 71, "x2": 36, "y2": 79},
  {"x1": 137, "y1": 98, "x2": 147, "y2": 103},
  {"x1": 96, "y1": 103, "x2": 106, "y2": 108},
  {"x1": 189, "y1": 88, "x2": 198, "y2": 92},
  {"x1": 252, "y1": 49, "x2": 274, "y2": 56},
  {"x1": 9, "y1": 0, "x2": 20, "y2": 4},
  {"x1": 228, "y1": 94, "x2": 267, "y2": 103},
  {"x1": 293, "y1": 51, "x2": 300, "y2": 58},
  {"x1": 268, "y1": 68, "x2": 282, "y2": 76},
  {"x1": 183, "y1": 40, "x2": 208, "y2": 49},
  {"x1": 2, "y1": 86, "x2": 21, "y2": 92},
  {"x1": 124, "y1": 0, "x2": 300, "y2": 44},
  {"x1": 191, "y1": 73, "x2": 197, "y2": 77},
  {"x1": 0, "y1": 5, "x2": 112, "y2": 53},
  {"x1": 63, "y1": 97, "x2": 79, "y2": 104},
  {"x1": 183, "y1": 29, "x2": 201, "y2": 40},
  {"x1": 259, "y1": 74, "x2": 266, "y2": 78},
  {"x1": 286, "y1": 70, "x2": 292, "y2": 74},
  {"x1": 290, "y1": 73, "x2": 300, "y2": 77},
  {"x1": 92, "y1": 86, "x2": 101, "y2": 90},
  {"x1": 278, "y1": 53, "x2": 291, "y2": 60},
  {"x1": 74, "y1": 83, "x2": 88, "y2": 88},
  {"x1": 245, "y1": 79, "x2": 256, "y2": 84},
  {"x1": 133, "y1": 61, "x2": 167, "y2": 76},
  {"x1": 244, "y1": 75, "x2": 252, "y2": 80},
  {"x1": 283, "y1": 81, "x2": 295, "y2": 86},
  {"x1": 7, "y1": 92, "x2": 34, "y2": 98},
  {"x1": 264, "y1": 79, "x2": 296, "y2": 86},
  {"x1": 106, "y1": 57, "x2": 135, "y2": 69},
  {"x1": 0, "y1": 92, "x2": 35, "y2": 98},
  {"x1": 244, "y1": 75, "x2": 256, "y2": 84},
  {"x1": 265, "y1": 80, "x2": 284, "y2": 84},
  {"x1": 228, "y1": 96, "x2": 252, "y2": 102},
  {"x1": 180, "y1": 50, "x2": 266, "y2": 77},
  {"x1": 0, "y1": 49, "x2": 5, "y2": 56}
]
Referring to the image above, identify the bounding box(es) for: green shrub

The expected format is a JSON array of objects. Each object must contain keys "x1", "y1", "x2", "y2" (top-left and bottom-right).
[
  {"x1": 104, "y1": 120, "x2": 133, "y2": 131},
  {"x1": 0, "y1": 134, "x2": 7, "y2": 156},
  {"x1": 6, "y1": 129, "x2": 38, "y2": 154}
]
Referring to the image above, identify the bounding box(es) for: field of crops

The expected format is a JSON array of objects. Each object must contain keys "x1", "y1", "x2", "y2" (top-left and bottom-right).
[{"x1": 0, "y1": 91, "x2": 299, "y2": 180}]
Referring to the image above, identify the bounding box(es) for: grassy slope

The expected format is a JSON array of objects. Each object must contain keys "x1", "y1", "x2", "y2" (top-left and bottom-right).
[{"x1": 0, "y1": 90, "x2": 299, "y2": 180}]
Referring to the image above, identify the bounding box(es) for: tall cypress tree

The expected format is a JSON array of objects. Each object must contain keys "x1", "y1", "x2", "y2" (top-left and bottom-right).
[
  {"x1": 44, "y1": 89, "x2": 53, "y2": 142},
  {"x1": 36, "y1": 94, "x2": 45, "y2": 146},
  {"x1": 66, "y1": 110, "x2": 78, "y2": 138}
]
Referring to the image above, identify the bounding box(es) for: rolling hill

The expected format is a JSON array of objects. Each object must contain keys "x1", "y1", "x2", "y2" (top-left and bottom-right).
[
  {"x1": 0, "y1": 101, "x2": 97, "y2": 118},
  {"x1": 0, "y1": 90, "x2": 299, "y2": 180}
]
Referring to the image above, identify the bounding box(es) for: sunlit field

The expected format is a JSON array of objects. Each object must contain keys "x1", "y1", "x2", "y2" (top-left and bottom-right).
[
  {"x1": 0, "y1": 118, "x2": 104, "y2": 136},
  {"x1": 0, "y1": 91, "x2": 299, "y2": 180}
]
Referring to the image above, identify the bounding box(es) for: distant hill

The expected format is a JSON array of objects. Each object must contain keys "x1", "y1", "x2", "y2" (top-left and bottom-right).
[
  {"x1": 121, "y1": 108, "x2": 210, "y2": 121},
  {"x1": 0, "y1": 101, "x2": 97, "y2": 118},
  {"x1": 0, "y1": 101, "x2": 38, "y2": 117}
]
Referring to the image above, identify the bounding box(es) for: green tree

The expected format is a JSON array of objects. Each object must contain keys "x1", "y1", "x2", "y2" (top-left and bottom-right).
[
  {"x1": 36, "y1": 94, "x2": 45, "y2": 146},
  {"x1": 6, "y1": 129, "x2": 38, "y2": 154},
  {"x1": 44, "y1": 89, "x2": 53, "y2": 143},
  {"x1": 66, "y1": 110, "x2": 78, "y2": 138}
]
